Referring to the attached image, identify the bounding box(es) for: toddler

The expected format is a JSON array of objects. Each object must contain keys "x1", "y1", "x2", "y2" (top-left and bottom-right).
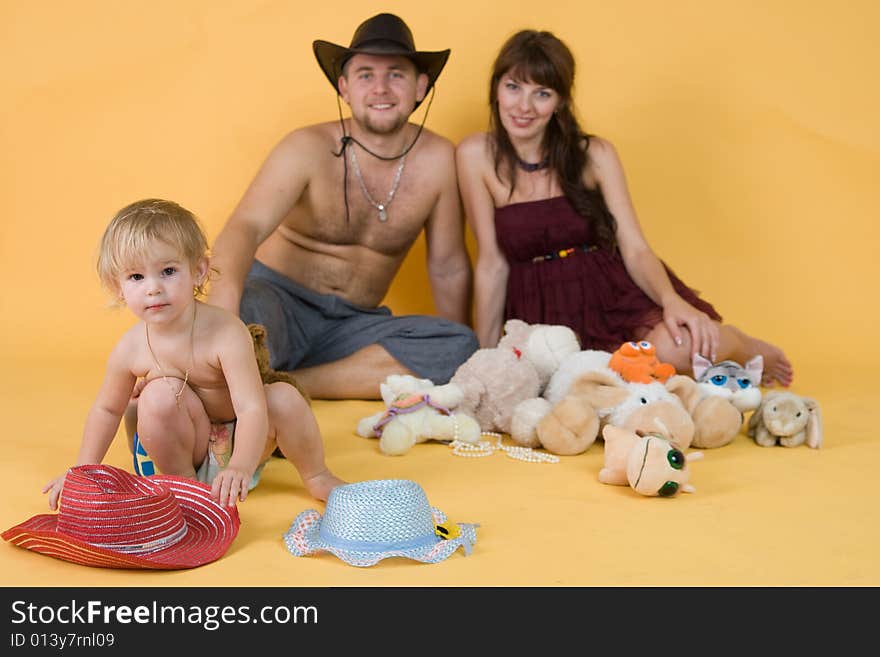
[{"x1": 44, "y1": 199, "x2": 345, "y2": 508}]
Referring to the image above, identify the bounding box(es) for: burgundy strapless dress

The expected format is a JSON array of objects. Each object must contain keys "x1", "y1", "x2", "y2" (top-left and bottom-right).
[{"x1": 494, "y1": 195, "x2": 722, "y2": 351}]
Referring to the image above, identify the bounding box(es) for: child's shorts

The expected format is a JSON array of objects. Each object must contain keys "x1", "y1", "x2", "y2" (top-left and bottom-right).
[{"x1": 132, "y1": 420, "x2": 268, "y2": 491}]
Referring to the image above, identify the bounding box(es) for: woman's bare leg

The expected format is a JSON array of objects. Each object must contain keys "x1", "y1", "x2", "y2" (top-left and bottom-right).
[{"x1": 645, "y1": 322, "x2": 793, "y2": 387}]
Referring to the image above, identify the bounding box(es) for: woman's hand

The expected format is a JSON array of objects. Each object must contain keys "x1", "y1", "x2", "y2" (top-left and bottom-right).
[{"x1": 662, "y1": 295, "x2": 719, "y2": 362}]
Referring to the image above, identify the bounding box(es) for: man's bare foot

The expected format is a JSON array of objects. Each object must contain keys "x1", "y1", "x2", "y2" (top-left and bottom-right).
[
  {"x1": 733, "y1": 328, "x2": 793, "y2": 387},
  {"x1": 302, "y1": 470, "x2": 347, "y2": 502}
]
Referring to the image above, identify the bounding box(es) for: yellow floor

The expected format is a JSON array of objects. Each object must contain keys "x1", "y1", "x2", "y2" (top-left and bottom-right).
[{"x1": 1, "y1": 353, "x2": 877, "y2": 587}]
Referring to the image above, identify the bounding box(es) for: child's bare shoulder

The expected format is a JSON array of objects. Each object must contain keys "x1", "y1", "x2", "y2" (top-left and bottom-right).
[
  {"x1": 104, "y1": 322, "x2": 147, "y2": 374},
  {"x1": 197, "y1": 302, "x2": 252, "y2": 347}
]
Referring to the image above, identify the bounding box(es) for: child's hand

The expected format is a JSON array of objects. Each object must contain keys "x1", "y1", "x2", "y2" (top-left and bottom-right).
[
  {"x1": 41, "y1": 474, "x2": 67, "y2": 511},
  {"x1": 211, "y1": 468, "x2": 252, "y2": 507}
]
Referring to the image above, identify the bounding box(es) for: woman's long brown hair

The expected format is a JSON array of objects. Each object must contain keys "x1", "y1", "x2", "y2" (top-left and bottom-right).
[{"x1": 489, "y1": 30, "x2": 617, "y2": 248}]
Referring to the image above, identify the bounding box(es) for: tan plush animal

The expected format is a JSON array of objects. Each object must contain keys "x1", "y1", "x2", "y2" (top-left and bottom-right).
[
  {"x1": 518, "y1": 367, "x2": 698, "y2": 456},
  {"x1": 747, "y1": 391, "x2": 822, "y2": 448},
  {"x1": 599, "y1": 425, "x2": 703, "y2": 497}
]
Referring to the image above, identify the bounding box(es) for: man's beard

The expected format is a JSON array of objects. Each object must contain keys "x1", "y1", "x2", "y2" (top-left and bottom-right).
[{"x1": 359, "y1": 110, "x2": 410, "y2": 135}]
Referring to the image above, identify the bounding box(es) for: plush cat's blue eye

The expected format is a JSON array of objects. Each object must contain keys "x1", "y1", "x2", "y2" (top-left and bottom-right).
[
  {"x1": 737, "y1": 378, "x2": 752, "y2": 389},
  {"x1": 711, "y1": 375, "x2": 728, "y2": 386},
  {"x1": 639, "y1": 341, "x2": 652, "y2": 350},
  {"x1": 629, "y1": 341, "x2": 639, "y2": 348}
]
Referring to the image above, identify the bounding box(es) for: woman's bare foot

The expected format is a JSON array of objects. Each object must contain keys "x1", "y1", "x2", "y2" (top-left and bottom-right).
[
  {"x1": 732, "y1": 327, "x2": 793, "y2": 387},
  {"x1": 302, "y1": 469, "x2": 347, "y2": 502}
]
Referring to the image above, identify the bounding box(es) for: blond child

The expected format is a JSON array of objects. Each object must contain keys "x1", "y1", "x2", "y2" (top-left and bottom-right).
[{"x1": 43, "y1": 199, "x2": 345, "y2": 509}]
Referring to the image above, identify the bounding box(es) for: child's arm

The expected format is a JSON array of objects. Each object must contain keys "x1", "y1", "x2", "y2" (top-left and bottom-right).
[
  {"x1": 212, "y1": 319, "x2": 269, "y2": 507},
  {"x1": 42, "y1": 337, "x2": 137, "y2": 509}
]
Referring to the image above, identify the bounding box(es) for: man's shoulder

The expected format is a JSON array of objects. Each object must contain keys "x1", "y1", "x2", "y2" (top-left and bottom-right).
[
  {"x1": 277, "y1": 122, "x2": 341, "y2": 152},
  {"x1": 412, "y1": 126, "x2": 455, "y2": 156}
]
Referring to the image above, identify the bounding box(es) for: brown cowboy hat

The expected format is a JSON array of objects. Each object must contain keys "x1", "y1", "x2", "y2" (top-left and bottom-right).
[{"x1": 313, "y1": 13, "x2": 450, "y2": 108}]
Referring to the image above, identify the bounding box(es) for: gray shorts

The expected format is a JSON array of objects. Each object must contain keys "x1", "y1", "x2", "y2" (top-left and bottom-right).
[{"x1": 239, "y1": 260, "x2": 478, "y2": 384}]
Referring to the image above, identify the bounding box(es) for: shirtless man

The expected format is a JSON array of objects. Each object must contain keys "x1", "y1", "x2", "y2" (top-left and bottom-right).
[{"x1": 208, "y1": 13, "x2": 478, "y2": 399}]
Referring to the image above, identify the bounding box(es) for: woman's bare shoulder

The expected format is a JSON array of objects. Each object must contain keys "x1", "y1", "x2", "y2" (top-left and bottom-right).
[
  {"x1": 456, "y1": 132, "x2": 493, "y2": 160},
  {"x1": 586, "y1": 134, "x2": 624, "y2": 166}
]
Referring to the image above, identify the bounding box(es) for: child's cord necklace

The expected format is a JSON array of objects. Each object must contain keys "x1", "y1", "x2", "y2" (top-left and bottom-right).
[{"x1": 145, "y1": 302, "x2": 197, "y2": 406}]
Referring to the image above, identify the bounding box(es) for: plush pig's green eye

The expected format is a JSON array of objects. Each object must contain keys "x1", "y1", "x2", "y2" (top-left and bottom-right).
[
  {"x1": 667, "y1": 449, "x2": 685, "y2": 470},
  {"x1": 658, "y1": 481, "x2": 679, "y2": 497}
]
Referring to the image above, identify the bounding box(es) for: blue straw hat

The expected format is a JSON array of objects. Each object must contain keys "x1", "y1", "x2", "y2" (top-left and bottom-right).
[{"x1": 284, "y1": 480, "x2": 478, "y2": 567}]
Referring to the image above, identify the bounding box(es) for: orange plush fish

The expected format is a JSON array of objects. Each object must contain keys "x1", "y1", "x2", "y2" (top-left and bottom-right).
[{"x1": 608, "y1": 341, "x2": 676, "y2": 384}]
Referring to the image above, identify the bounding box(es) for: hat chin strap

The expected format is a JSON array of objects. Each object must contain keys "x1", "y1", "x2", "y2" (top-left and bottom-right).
[
  {"x1": 333, "y1": 85, "x2": 435, "y2": 160},
  {"x1": 333, "y1": 87, "x2": 436, "y2": 223}
]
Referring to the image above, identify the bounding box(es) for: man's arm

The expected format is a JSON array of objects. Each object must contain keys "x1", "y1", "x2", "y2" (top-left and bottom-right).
[
  {"x1": 208, "y1": 130, "x2": 313, "y2": 314},
  {"x1": 423, "y1": 141, "x2": 473, "y2": 324}
]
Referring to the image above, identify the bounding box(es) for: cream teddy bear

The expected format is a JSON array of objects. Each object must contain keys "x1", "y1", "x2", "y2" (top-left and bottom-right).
[
  {"x1": 450, "y1": 319, "x2": 580, "y2": 435},
  {"x1": 355, "y1": 375, "x2": 482, "y2": 456}
]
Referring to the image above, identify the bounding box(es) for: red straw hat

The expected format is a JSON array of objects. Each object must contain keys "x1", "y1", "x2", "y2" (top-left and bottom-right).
[{"x1": 2, "y1": 464, "x2": 240, "y2": 569}]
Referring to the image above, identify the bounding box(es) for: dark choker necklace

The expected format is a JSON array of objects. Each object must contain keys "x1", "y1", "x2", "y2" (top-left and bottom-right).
[{"x1": 516, "y1": 155, "x2": 549, "y2": 172}]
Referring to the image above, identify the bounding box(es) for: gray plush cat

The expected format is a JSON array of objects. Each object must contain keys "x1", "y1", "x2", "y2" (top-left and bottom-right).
[{"x1": 692, "y1": 354, "x2": 763, "y2": 413}]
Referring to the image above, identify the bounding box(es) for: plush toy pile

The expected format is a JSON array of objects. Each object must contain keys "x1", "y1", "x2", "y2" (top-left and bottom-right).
[{"x1": 352, "y1": 322, "x2": 823, "y2": 498}]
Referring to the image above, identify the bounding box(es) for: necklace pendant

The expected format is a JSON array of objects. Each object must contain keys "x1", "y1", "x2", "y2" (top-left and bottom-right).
[{"x1": 377, "y1": 205, "x2": 388, "y2": 222}]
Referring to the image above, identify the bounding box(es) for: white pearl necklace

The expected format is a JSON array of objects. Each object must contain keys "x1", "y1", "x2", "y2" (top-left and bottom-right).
[{"x1": 451, "y1": 432, "x2": 560, "y2": 464}]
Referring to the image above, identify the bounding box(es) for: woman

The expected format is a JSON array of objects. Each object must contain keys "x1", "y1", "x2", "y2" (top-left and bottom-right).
[{"x1": 456, "y1": 29, "x2": 792, "y2": 386}]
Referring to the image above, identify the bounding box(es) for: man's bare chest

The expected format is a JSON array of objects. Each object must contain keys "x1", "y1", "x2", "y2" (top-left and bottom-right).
[{"x1": 294, "y1": 163, "x2": 439, "y2": 254}]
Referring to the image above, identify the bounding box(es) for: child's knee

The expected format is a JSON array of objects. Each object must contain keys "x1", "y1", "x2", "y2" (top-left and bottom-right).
[
  {"x1": 137, "y1": 379, "x2": 184, "y2": 421},
  {"x1": 266, "y1": 382, "x2": 308, "y2": 419}
]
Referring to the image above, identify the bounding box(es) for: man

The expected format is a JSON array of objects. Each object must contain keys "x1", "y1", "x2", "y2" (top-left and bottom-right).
[{"x1": 209, "y1": 13, "x2": 477, "y2": 399}]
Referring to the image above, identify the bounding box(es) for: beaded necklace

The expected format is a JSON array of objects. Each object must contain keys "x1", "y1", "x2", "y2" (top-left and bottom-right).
[
  {"x1": 451, "y1": 431, "x2": 560, "y2": 464},
  {"x1": 145, "y1": 302, "x2": 196, "y2": 407},
  {"x1": 516, "y1": 155, "x2": 549, "y2": 173}
]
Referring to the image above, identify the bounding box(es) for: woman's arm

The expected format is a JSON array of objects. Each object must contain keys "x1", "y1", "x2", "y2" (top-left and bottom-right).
[
  {"x1": 456, "y1": 134, "x2": 509, "y2": 347},
  {"x1": 589, "y1": 137, "x2": 719, "y2": 360}
]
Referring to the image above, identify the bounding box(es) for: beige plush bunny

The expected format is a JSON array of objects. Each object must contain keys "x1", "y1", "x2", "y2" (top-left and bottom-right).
[{"x1": 747, "y1": 391, "x2": 822, "y2": 449}]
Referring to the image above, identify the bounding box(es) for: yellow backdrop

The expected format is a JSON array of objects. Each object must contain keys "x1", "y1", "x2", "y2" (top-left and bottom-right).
[
  {"x1": 2, "y1": 0, "x2": 877, "y2": 374},
  {"x1": 2, "y1": 0, "x2": 879, "y2": 591}
]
